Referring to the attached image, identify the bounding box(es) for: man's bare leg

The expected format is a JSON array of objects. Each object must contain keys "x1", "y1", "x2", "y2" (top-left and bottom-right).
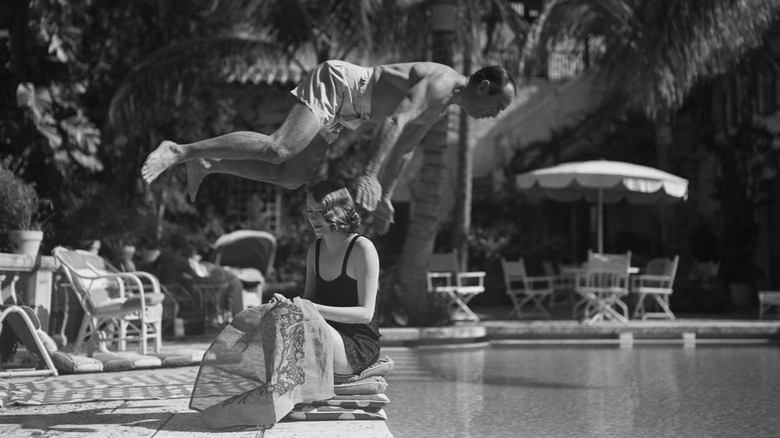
[
  {"x1": 183, "y1": 134, "x2": 330, "y2": 200},
  {"x1": 141, "y1": 103, "x2": 321, "y2": 184}
]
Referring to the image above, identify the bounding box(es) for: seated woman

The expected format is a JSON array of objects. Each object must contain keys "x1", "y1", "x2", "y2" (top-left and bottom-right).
[
  {"x1": 302, "y1": 180, "x2": 381, "y2": 375},
  {"x1": 191, "y1": 180, "x2": 382, "y2": 429}
]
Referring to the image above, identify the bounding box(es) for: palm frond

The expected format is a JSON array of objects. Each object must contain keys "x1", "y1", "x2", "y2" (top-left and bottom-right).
[
  {"x1": 522, "y1": 0, "x2": 780, "y2": 117},
  {"x1": 107, "y1": 36, "x2": 315, "y2": 133}
]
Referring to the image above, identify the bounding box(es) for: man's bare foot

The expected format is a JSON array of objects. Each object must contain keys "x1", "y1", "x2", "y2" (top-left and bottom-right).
[
  {"x1": 141, "y1": 140, "x2": 182, "y2": 184},
  {"x1": 185, "y1": 159, "x2": 211, "y2": 202}
]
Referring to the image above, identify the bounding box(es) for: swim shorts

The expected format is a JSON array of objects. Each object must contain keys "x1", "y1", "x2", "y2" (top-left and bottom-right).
[{"x1": 291, "y1": 60, "x2": 374, "y2": 143}]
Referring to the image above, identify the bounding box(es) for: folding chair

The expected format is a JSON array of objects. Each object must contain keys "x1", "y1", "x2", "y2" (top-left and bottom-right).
[
  {"x1": 53, "y1": 247, "x2": 164, "y2": 356},
  {"x1": 0, "y1": 273, "x2": 58, "y2": 377},
  {"x1": 501, "y1": 258, "x2": 554, "y2": 318},
  {"x1": 427, "y1": 252, "x2": 485, "y2": 322},
  {"x1": 631, "y1": 256, "x2": 680, "y2": 320},
  {"x1": 543, "y1": 261, "x2": 577, "y2": 307},
  {"x1": 758, "y1": 291, "x2": 780, "y2": 319},
  {"x1": 574, "y1": 250, "x2": 632, "y2": 324}
]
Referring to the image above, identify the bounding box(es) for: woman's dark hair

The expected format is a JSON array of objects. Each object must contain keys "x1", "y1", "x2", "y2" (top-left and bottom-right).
[
  {"x1": 307, "y1": 180, "x2": 361, "y2": 233},
  {"x1": 469, "y1": 66, "x2": 517, "y2": 96}
]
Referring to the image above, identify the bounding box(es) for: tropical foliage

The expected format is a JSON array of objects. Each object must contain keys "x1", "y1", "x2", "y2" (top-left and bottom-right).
[{"x1": 2, "y1": 0, "x2": 780, "y2": 321}]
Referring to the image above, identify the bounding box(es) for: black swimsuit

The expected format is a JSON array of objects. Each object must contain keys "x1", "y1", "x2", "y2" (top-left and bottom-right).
[{"x1": 315, "y1": 235, "x2": 381, "y2": 374}]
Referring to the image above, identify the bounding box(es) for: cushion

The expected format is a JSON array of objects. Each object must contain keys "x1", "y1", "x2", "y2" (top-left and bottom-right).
[
  {"x1": 334, "y1": 376, "x2": 387, "y2": 396},
  {"x1": 36, "y1": 330, "x2": 58, "y2": 353},
  {"x1": 74, "y1": 268, "x2": 117, "y2": 300},
  {"x1": 285, "y1": 405, "x2": 387, "y2": 421},
  {"x1": 151, "y1": 349, "x2": 205, "y2": 367},
  {"x1": 305, "y1": 393, "x2": 390, "y2": 409},
  {"x1": 91, "y1": 293, "x2": 165, "y2": 315},
  {"x1": 124, "y1": 292, "x2": 166, "y2": 307},
  {"x1": 91, "y1": 351, "x2": 162, "y2": 372},
  {"x1": 334, "y1": 355, "x2": 394, "y2": 384},
  {"x1": 50, "y1": 351, "x2": 104, "y2": 374}
]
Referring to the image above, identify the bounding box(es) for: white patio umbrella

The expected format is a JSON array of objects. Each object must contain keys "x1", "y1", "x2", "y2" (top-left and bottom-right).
[{"x1": 515, "y1": 160, "x2": 689, "y2": 254}]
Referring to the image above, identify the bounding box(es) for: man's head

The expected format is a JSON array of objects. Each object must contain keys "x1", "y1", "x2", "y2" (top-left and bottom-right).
[{"x1": 462, "y1": 66, "x2": 516, "y2": 120}]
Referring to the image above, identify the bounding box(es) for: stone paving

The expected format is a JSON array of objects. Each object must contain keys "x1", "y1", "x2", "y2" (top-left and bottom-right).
[{"x1": 0, "y1": 394, "x2": 393, "y2": 437}]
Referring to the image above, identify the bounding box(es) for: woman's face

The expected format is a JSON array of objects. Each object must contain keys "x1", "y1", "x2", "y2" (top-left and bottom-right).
[{"x1": 306, "y1": 194, "x2": 330, "y2": 237}]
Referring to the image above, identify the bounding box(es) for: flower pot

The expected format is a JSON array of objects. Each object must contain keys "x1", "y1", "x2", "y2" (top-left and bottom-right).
[
  {"x1": 140, "y1": 248, "x2": 161, "y2": 264},
  {"x1": 8, "y1": 230, "x2": 43, "y2": 257}
]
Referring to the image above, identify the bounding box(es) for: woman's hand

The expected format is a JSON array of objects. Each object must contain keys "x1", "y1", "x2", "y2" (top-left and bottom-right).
[{"x1": 269, "y1": 293, "x2": 287, "y2": 303}]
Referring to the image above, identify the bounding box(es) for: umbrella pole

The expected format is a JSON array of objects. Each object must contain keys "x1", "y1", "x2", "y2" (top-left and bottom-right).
[{"x1": 598, "y1": 188, "x2": 604, "y2": 254}]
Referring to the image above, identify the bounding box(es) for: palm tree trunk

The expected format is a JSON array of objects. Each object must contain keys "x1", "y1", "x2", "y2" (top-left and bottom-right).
[
  {"x1": 398, "y1": 0, "x2": 456, "y2": 325},
  {"x1": 451, "y1": 48, "x2": 472, "y2": 269},
  {"x1": 655, "y1": 108, "x2": 674, "y2": 254}
]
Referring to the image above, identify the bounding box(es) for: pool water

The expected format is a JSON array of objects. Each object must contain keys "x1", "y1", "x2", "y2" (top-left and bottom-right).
[{"x1": 383, "y1": 344, "x2": 780, "y2": 438}]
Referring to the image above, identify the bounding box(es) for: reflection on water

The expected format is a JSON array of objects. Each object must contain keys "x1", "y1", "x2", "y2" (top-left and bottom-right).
[{"x1": 384, "y1": 345, "x2": 780, "y2": 438}]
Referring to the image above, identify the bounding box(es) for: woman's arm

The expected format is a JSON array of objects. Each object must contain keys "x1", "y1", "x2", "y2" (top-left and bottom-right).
[{"x1": 313, "y1": 238, "x2": 379, "y2": 324}]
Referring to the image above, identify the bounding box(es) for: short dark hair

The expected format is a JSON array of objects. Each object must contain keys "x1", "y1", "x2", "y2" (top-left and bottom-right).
[
  {"x1": 469, "y1": 66, "x2": 517, "y2": 96},
  {"x1": 307, "y1": 180, "x2": 361, "y2": 233}
]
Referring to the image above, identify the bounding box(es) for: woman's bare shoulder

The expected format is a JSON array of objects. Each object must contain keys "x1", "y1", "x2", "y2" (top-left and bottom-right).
[{"x1": 353, "y1": 235, "x2": 379, "y2": 256}]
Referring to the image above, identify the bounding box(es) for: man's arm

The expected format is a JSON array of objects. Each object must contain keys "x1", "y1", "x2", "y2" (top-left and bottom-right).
[
  {"x1": 364, "y1": 123, "x2": 433, "y2": 235},
  {"x1": 379, "y1": 123, "x2": 433, "y2": 198},
  {"x1": 355, "y1": 81, "x2": 436, "y2": 211}
]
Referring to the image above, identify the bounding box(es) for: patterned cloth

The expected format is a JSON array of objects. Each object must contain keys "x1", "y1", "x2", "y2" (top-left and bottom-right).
[{"x1": 190, "y1": 297, "x2": 335, "y2": 430}]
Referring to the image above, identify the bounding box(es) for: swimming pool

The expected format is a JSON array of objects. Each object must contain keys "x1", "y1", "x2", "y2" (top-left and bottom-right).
[{"x1": 383, "y1": 343, "x2": 780, "y2": 438}]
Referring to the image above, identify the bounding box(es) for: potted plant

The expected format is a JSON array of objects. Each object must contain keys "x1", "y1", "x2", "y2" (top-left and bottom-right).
[{"x1": 0, "y1": 161, "x2": 45, "y2": 256}]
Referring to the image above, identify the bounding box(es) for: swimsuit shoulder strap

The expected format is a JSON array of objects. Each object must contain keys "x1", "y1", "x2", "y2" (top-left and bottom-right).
[
  {"x1": 315, "y1": 238, "x2": 322, "y2": 277},
  {"x1": 341, "y1": 235, "x2": 361, "y2": 276}
]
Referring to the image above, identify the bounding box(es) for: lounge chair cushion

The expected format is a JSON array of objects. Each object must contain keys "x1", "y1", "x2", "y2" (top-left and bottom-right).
[
  {"x1": 285, "y1": 405, "x2": 387, "y2": 421},
  {"x1": 51, "y1": 352, "x2": 104, "y2": 374},
  {"x1": 36, "y1": 330, "x2": 58, "y2": 353},
  {"x1": 333, "y1": 376, "x2": 387, "y2": 396},
  {"x1": 151, "y1": 349, "x2": 204, "y2": 367},
  {"x1": 92, "y1": 352, "x2": 162, "y2": 372}
]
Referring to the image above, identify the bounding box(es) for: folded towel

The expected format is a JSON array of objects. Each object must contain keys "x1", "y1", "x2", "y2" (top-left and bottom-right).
[
  {"x1": 334, "y1": 355, "x2": 394, "y2": 384},
  {"x1": 334, "y1": 376, "x2": 387, "y2": 396}
]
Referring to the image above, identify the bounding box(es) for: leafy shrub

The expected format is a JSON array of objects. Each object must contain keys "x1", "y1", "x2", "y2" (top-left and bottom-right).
[
  {"x1": 0, "y1": 160, "x2": 40, "y2": 231},
  {"x1": 0, "y1": 160, "x2": 47, "y2": 252}
]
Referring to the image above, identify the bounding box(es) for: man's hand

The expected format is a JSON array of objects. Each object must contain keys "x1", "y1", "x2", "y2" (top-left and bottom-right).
[
  {"x1": 366, "y1": 197, "x2": 395, "y2": 235},
  {"x1": 355, "y1": 175, "x2": 382, "y2": 212}
]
